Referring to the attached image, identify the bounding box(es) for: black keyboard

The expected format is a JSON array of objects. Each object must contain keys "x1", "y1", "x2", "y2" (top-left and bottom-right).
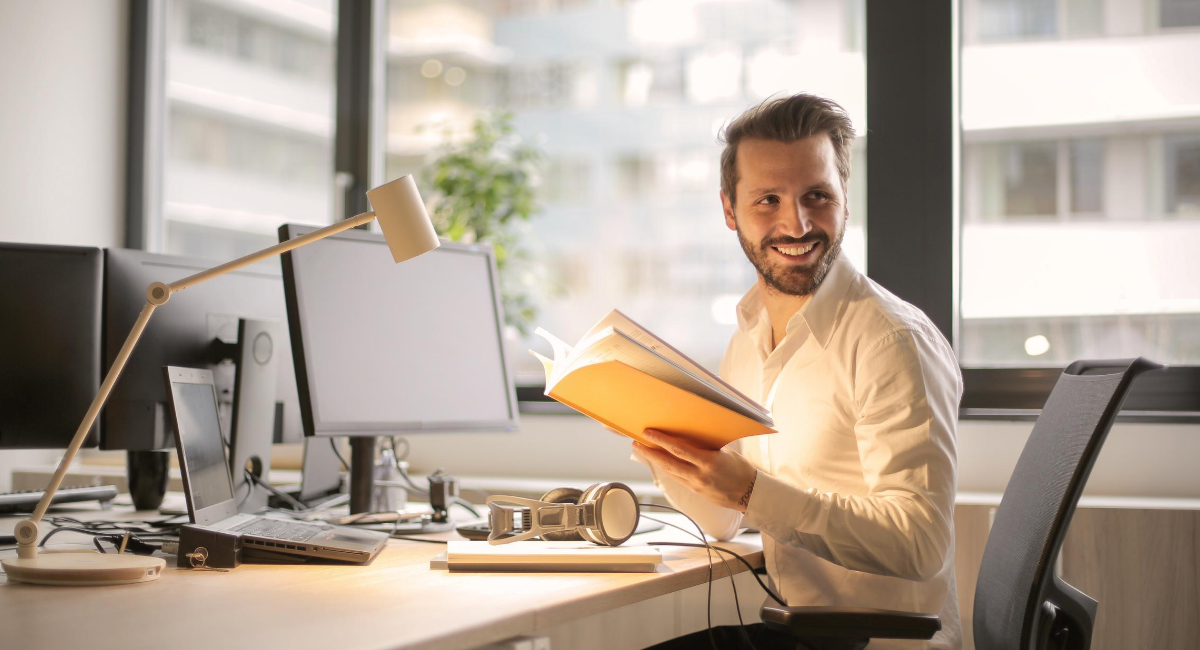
[
  {"x1": 232, "y1": 517, "x2": 325, "y2": 543},
  {"x1": 0, "y1": 484, "x2": 119, "y2": 514}
]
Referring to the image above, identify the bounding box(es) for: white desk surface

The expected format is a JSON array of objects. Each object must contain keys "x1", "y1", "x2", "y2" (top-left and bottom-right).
[{"x1": 0, "y1": 500, "x2": 764, "y2": 650}]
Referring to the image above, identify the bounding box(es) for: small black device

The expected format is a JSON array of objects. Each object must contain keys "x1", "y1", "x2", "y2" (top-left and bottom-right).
[
  {"x1": 177, "y1": 523, "x2": 242, "y2": 569},
  {"x1": 164, "y1": 365, "x2": 386, "y2": 564},
  {"x1": 428, "y1": 472, "x2": 458, "y2": 524}
]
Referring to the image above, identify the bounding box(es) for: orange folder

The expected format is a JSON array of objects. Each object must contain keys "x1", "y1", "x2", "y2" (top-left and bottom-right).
[{"x1": 546, "y1": 360, "x2": 776, "y2": 451}]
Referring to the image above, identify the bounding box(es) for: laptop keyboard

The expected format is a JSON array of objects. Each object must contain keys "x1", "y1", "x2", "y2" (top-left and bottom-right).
[{"x1": 232, "y1": 517, "x2": 325, "y2": 543}]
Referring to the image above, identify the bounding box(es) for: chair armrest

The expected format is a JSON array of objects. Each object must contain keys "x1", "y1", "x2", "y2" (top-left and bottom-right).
[{"x1": 760, "y1": 603, "x2": 941, "y2": 640}]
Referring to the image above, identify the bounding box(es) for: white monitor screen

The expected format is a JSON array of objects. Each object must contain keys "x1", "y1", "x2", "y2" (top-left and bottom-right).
[{"x1": 283, "y1": 227, "x2": 517, "y2": 434}]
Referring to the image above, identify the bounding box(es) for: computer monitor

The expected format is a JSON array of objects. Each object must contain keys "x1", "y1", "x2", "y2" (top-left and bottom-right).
[
  {"x1": 0, "y1": 243, "x2": 103, "y2": 449},
  {"x1": 278, "y1": 224, "x2": 518, "y2": 512},
  {"x1": 102, "y1": 248, "x2": 304, "y2": 451}
]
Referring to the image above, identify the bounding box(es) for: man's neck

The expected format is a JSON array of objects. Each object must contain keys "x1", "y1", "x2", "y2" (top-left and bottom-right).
[{"x1": 760, "y1": 279, "x2": 812, "y2": 351}]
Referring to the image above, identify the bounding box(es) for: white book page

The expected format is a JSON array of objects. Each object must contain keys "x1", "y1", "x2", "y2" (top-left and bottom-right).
[{"x1": 584, "y1": 309, "x2": 770, "y2": 418}]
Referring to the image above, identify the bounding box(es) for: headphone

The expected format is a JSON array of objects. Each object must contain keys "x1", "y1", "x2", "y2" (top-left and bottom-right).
[{"x1": 485, "y1": 482, "x2": 640, "y2": 546}]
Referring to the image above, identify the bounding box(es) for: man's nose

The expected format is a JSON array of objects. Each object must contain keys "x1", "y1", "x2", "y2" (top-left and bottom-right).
[{"x1": 778, "y1": 201, "x2": 814, "y2": 238}]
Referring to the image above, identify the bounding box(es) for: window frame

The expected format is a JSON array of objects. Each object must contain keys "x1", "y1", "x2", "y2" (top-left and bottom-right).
[{"x1": 867, "y1": 0, "x2": 1200, "y2": 422}]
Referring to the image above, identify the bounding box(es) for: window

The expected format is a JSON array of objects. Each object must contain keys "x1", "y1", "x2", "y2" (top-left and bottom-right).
[
  {"x1": 382, "y1": 0, "x2": 867, "y2": 381},
  {"x1": 1161, "y1": 0, "x2": 1200, "y2": 28},
  {"x1": 968, "y1": 0, "x2": 1106, "y2": 42},
  {"x1": 966, "y1": 138, "x2": 1104, "y2": 222},
  {"x1": 154, "y1": 0, "x2": 337, "y2": 261},
  {"x1": 961, "y1": 0, "x2": 1200, "y2": 369},
  {"x1": 1165, "y1": 133, "x2": 1200, "y2": 216}
]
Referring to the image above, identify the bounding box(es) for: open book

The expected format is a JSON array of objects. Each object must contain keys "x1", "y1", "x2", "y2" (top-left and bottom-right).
[{"x1": 531, "y1": 309, "x2": 775, "y2": 450}]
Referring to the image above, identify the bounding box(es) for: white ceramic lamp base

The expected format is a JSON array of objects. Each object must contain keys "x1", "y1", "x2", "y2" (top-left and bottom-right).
[{"x1": 2, "y1": 550, "x2": 165, "y2": 586}]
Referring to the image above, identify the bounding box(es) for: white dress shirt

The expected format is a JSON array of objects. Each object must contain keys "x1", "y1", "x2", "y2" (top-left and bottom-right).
[{"x1": 641, "y1": 255, "x2": 963, "y2": 649}]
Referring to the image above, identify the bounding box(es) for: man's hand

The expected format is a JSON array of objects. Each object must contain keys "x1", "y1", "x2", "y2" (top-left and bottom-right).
[{"x1": 634, "y1": 429, "x2": 758, "y2": 513}]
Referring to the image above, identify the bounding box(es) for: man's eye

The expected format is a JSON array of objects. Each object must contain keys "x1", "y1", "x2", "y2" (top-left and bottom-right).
[
  {"x1": 758, "y1": 195, "x2": 779, "y2": 205},
  {"x1": 806, "y1": 192, "x2": 829, "y2": 201}
]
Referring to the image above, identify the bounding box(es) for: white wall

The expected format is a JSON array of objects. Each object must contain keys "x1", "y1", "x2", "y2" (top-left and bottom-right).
[{"x1": 0, "y1": 0, "x2": 129, "y2": 490}]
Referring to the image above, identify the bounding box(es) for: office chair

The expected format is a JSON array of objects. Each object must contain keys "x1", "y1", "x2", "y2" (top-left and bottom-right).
[{"x1": 759, "y1": 357, "x2": 1162, "y2": 650}]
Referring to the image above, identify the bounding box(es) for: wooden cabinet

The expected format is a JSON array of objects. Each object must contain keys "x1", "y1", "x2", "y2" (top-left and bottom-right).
[{"x1": 953, "y1": 503, "x2": 1200, "y2": 650}]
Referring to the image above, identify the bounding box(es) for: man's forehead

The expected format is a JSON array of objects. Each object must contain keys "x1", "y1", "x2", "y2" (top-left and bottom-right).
[{"x1": 736, "y1": 135, "x2": 838, "y2": 186}]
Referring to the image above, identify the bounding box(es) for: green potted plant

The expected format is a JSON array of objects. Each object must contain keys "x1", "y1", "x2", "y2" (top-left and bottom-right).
[{"x1": 420, "y1": 110, "x2": 545, "y2": 336}]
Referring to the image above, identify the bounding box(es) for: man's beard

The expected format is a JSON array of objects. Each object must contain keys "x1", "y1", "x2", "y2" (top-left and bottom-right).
[{"x1": 736, "y1": 218, "x2": 845, "y2": 297}]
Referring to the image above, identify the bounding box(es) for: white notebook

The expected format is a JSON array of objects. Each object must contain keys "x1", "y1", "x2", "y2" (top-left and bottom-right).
[{"x1": 432, "y1": 541, "x2": 663, "y2": 573}]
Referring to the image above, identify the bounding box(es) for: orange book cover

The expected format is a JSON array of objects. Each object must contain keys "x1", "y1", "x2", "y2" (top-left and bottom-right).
[{"x1": 532, "y1": 310, "x2": 775, "y2": 450}]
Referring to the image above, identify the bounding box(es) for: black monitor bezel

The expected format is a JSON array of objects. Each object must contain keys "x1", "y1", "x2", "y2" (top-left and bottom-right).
[{"x1": 278, "y1": 223, "x2": 519, "y2": 437}]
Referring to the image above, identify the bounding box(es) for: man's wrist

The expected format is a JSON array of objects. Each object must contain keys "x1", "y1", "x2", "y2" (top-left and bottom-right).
[{"x1": 736, "y1": 472, "x2": 756, "y2": 513}]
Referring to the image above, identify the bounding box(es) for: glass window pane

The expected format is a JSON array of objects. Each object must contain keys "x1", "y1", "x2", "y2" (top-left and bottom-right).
[
  {"x1": 384, "y1": 0, "x2": 867, "y2": 380},
  {"x1": 978, "y1": 0, "x2": 1057, "y2": 41},
  {"x1": 1065, "y1": 0, "x2": 1104, "y2": 36},
  {"x1": 1165, "y1": 133, "x2": 1200, "y2": 215},
  {"x1": 161, "y1": 0, "x2": 337, "y2": 261},
  {"x1": 1003, "y1": 141, "x2": 1058, "y2": 217},
  {"x1": 1070, "y1": 138, "x2": 1104, "y2": 215},
  {"x1": 961, "y1": 1, "x2": 1200, "y2": 366},
  {"x1": 1161, "y1": 0, "x2": 1200, "y2": 29}
]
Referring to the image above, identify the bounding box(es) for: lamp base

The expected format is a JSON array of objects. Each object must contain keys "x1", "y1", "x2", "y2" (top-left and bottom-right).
[{"x1": 2, "y1": 550, "x2": 165, "y2": 586}]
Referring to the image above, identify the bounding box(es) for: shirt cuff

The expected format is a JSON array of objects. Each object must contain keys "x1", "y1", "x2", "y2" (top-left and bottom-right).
[{"x1": 742, "y1": 470, "x2": 829, "y2": 543}]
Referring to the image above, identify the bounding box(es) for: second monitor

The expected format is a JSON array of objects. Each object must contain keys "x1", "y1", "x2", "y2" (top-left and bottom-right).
[{"x1": 279, "y1": 224, "x2": 518, "y2": 514}]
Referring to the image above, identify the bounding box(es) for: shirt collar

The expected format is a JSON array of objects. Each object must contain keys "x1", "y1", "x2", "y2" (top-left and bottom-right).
[
  {"x1": 735, "y1": 254, "x2": 858, "y2": 350},
  {"x1": 794, "y1": 254, "x2": 857, "y2": 349}
]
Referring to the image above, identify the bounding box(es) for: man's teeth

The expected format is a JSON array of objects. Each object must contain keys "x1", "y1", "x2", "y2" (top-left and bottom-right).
[{"x1": 775, "y1": 242, "x2": 816, "y2": 256}]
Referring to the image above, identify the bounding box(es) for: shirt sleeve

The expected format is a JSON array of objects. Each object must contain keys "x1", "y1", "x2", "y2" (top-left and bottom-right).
[{"x1": 741, "y1": 328, "x2": 960, "y2": 581}]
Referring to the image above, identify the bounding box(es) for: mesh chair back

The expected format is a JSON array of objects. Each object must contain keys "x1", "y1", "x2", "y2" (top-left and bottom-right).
[{"x1": 972, "y1": 358, "x2": 1161, "y2": 650}]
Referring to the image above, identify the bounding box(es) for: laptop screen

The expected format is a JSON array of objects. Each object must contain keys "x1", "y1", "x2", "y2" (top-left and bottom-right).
[{"x1": 171, "y1": 380, "x2": 235, "y2": 513}]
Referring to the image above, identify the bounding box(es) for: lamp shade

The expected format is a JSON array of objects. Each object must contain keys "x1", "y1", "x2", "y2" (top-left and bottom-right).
[{"x1": 367, "y1": 174, "x2": 441, "y2": 263}]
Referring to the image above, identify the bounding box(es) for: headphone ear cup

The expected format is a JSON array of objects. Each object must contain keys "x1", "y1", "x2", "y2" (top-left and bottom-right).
[
  {"x1": 538, "y1": 487, "x2": 585, "y2": 541},
  {"x1": 578, "y1": 482, "x2": 639, "y2": 546},
  {"x1": 575, "y1": 483, "x2": 603, "y2": 545}
]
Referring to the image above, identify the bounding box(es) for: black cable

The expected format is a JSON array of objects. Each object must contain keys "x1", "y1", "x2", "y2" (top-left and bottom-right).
[
  {"x1": 36, "y1": 526, "x2": 173, "y2": 553},
  {"x1": 638, "y1": 504, "x2": 720, "y2": 650},
  {"x1": 37, "y1": 527, "x2": 106, "y2": 547},
  {"x1": 451, "y1": 498, "x2": 479, "y2": 518},
  {"x1": 246, "y1": 471, "x2": 309, "y2": 512},
  {"x1": 391, "y1": 436, "x2": 411, "y2": 461},
  {"x1": 44, "y1": 516, "x2": 182, "y2": 533},
  {"x1": 238, "y1": 469, "x2": 258, "y2": 509},
  {"x1": 388, "y1": 535, "x2": 448, "y2": 544},
  {"x1": 329, "y1": 437, "x2": 350, "y2": 471},
  {"x1": 390, "y1": 437, "x2": 429, "y2": 496},
  {"x1": 640, "y1": 512, "x2": 754, "y2": 649},
  {"x1": 650, "y1": 542, "x2": 785, "y2": 607}
]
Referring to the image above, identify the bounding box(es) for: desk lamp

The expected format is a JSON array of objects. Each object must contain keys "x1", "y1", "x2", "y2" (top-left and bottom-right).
[{"x1": 1, "y1": 175, "x2": 439, "y2": 586}]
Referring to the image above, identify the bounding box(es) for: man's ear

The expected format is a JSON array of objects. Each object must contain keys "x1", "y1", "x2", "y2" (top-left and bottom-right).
[{"x1": 721, "y1": 191, "x2": 736, "y2": 231}]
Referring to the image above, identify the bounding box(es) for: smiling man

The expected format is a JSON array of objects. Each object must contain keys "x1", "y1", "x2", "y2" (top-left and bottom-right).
[{"x1": 636, "y1": 94, "x2": 963, "y2": 650}]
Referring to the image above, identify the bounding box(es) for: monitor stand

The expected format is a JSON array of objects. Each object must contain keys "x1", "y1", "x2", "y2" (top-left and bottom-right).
[
  {"x1": 347, "y1": 437, "x2": 455, "y2": 533},
  {"x1": 349, "y1": 437, "x2": 377, "y2": 514},
  {"x1": 226, "y1": 318, "x2": 280, "y2": 513}
]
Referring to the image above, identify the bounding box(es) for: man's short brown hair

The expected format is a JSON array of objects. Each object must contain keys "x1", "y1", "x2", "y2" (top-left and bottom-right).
[{"x1": 719, "y1": 93, "x2": 856, "y2": 206}]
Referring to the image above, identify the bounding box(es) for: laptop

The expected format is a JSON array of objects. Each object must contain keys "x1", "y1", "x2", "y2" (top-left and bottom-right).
[{"x1": 164, "y1": 366, "x2": 386, "y2": 564}]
